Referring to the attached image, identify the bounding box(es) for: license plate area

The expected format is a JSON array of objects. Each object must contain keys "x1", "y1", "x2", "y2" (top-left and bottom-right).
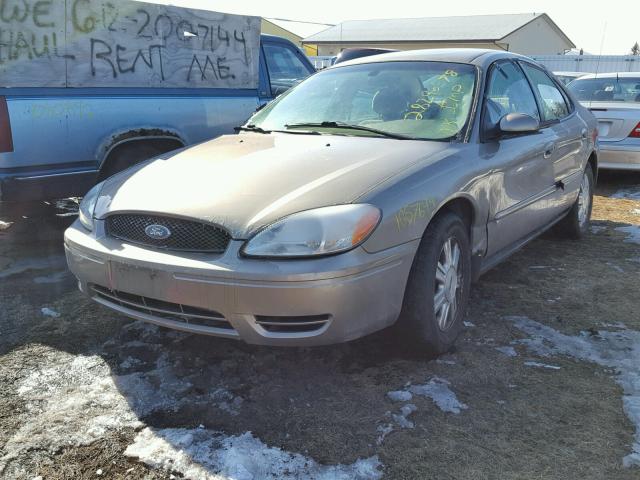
[{"x1": 109, "y1": 261, "x2": 169, "y2": 300}]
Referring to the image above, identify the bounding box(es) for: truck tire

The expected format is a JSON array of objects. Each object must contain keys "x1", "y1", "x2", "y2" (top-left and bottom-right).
[{"x1": 396, "y1": 212, "x2": 472, "y2": 357}]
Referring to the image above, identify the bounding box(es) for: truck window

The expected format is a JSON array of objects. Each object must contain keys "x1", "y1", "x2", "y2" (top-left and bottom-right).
[{"x1": 263, "y1": 43, "x2": 311, "y2": 96}]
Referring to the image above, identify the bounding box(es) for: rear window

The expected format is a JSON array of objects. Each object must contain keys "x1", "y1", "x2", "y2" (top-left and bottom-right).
[{"x1": 569, "y1": 77, "x2": 640, "y2": 102}]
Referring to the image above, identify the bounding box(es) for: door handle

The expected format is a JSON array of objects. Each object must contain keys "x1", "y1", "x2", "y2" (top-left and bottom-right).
[
  {"x1": 543, "y1": 143, "x2": 556, "y2": 159},
  {"x1": 581, "y1": 129, "x2": 588, "y2": 140}
]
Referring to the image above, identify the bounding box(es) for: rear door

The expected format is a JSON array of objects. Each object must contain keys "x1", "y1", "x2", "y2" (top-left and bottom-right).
[{"x1": 520, "y1": 62, "x2": 587, "y2": 212}]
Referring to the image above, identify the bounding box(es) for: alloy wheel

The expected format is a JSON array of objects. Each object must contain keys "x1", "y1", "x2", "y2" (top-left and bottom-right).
[
  {"x1": 577, "y1": 171, "x2": 591, "y2": 227},
  {"x1": 434, "y1": 237, "x2": 463, "y2": 331}
]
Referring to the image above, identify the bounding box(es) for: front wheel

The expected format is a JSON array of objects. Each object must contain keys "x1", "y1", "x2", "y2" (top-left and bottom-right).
[
  {"x1": 555, "y1": 164, "x2": 594, "y2": 239},
  {"x1": 396, "y1": 212, "x2": 472, "y2": 356}
]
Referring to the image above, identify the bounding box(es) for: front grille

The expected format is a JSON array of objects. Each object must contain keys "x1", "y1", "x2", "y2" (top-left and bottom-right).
[
  {"x1": 105, "y1": 214, "x2": 231, "y2": 253},
  {"x1": 255, "y1": 314, "x2": 331, "y2": 333},
  {"x1": 91, "y1": 284, "x2": 233, "y2": 331}
]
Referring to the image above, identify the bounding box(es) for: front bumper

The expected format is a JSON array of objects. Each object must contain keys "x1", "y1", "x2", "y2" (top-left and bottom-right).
[
  {"x1": 598, "y1": 141, "x2": 640, "y2": 171},
  {"x1": 64, "y1": 220, "x2": 418, "y2": 346}
]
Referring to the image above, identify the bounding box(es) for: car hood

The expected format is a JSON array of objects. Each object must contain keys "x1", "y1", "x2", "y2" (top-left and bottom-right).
[{"x1": 95, "y1": 133, "x2": 450, "y2": 239}]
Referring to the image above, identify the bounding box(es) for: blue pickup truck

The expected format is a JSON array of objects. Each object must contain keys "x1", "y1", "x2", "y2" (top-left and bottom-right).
[{"x1": 0, "y1": 34, "x2": 314, "y2": 216}]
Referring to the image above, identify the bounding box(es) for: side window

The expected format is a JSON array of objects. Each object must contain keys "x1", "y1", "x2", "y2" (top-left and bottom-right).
[
  {"x1": 520, "y1": 63, "x2": 570, "y2": 122},
  {"x1": 263, "y1": 43, "x2": 312, "y2": 95},
  {"x1": 484, "y1": 61, "x2": 540, "y2": 131}
]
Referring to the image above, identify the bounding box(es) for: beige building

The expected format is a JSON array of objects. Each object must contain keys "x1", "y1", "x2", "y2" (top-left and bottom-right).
[
  {"x1": 303, "y1": 13, "x2": 575, "y2": 57},
  {"x1": 261, "y1": 18, "x2": 331, "y2": 56}
]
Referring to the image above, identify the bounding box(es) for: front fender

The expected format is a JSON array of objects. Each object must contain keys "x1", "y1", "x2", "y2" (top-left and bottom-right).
[{"x1": 361, "y1": 152, "x2": 487, "y2": 255}]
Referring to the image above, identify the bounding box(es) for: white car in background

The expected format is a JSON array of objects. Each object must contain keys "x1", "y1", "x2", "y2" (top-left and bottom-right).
[
  {"x1": 568, "y1": 72, "x2": 640, "y2": 170},
  {"x1": 553, "y1": 71, "x2": 588, "y2": 85}
]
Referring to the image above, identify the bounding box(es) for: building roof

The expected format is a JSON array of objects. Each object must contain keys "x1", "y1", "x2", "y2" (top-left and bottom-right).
[
  {"x1": 264, "y1": 18, "x2": 334, "y2": 40},
  {"x1": 303, "y1": 13, "x2": 574, "y2": 47}
]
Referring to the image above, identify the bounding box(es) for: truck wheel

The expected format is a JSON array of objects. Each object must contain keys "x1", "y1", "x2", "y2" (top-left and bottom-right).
[
  {"x1": 555, "y1": 164, "x2": 594, "y2": 239},
  {"x1": 396, "y1": 212, "x2": 471, "y2": 356},
  {"x1": 98, "y1": 143, "x2": 163, "y2": 181}
]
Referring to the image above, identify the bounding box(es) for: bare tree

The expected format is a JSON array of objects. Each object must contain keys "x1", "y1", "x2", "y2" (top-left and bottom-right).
[{"x1": 632, "y1": 42, "x2": 640, "y2": 56}]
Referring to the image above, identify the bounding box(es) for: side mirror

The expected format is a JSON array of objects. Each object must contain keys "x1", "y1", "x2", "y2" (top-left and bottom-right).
[{"x1": 499, "y1": 113, "x2": 540, "y2": 134}]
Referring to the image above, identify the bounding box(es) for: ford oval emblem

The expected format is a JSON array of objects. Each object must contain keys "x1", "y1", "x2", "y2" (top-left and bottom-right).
[{"x1": 145, "y1": 224, "x2": 171, "y2": 240}]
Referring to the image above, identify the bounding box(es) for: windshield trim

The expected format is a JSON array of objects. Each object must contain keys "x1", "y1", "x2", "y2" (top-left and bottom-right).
[{"x1": 247, "y1": 60, "x2": 480, "y2": 143}]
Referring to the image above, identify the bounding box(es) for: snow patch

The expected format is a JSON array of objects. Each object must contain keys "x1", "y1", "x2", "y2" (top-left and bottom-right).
[
  {"x1": 524, "y1": 361, "x2": 561, "y2": 370},
  {"x1": 0, "y1": 220, "x2": 13, "y2": 231},
  {"x1": 1, "y1": 345, "x2": 385, "y2": 478},
  {"x1": 436, "y1": 358, "x2": 456, "y2": 365},
  {"x1": 495, "y1": 346, "x2": 518, "y2": 357},
  {"x1": 0, "y1": 354, "x2": 144, "y2": 475},
  {"x1": 0, "y1": 255, "x2": 67, "y2": 279},
  {"x1": 410, "y1": 377, "x2": 468, "y2": 414},
  {"x1": 463, "y1": 321, "x2": 475, "y2": 327},
  {"x1": 386, "y1": 390, "x2": 412, "y2": 403},
  {"x1": 611, "y1": 188, "x2": 640, "y2": 201},
  {"x1": 601, "y1": 322, "x2": 627, "y2": 329},
  {"x1": 590, "y1": 225, "x2": 606, "y2": 234},
  {"x1": 379, "y1": 377, "x2": 466, "y2": 443},
  {"x1": 40, "y1": 307, "x2": 60, "y2": 318},
  {"x1": 34, "y1": 271, "x2": 70, "y2": 284},
  {"x1": 508, "y1": 315, "x2": 640, "y2": 468},
  {"x1": 606, "y1": 262, "x2": 625, "y2": 273},
  {"x1": 377, "y1": 403, "x2": 418, "y2": 444},
  {"x1": 616, "y1": 225, "x2": 640, "y2": 244},
  {"x1": 391, "y1": 403, "x2": 417, "y2": 429},
  {"x1": 119, "y1": 356, "x2": 143, "y2": 370},
  {"x1": 436, "y1": 359, "x2": 456, "y2": 365},
  {"x1": 125, "y1": 428, "x2": 383, "y2": 480},
  {"x1": 375, "y1": 423, "x2": 394, "y2": 446}
]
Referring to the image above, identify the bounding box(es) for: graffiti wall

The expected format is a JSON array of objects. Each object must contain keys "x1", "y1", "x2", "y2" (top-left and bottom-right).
[{"x1": 0, "y1": 0, "x2": 261, "y2": 88}]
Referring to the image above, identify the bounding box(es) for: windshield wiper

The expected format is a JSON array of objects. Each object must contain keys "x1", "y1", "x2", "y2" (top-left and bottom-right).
[
  {"x1": 234, "y1": 124, "x2": 272, "y2": 134},
  {"x1": 234, "y1": 124, "x2": 321, "y2": 136},
  {"x1": 284, "y1": 121, "x2": 414, "y2": 140}
]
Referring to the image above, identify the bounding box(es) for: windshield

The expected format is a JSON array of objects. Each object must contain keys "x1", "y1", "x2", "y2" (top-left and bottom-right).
[
  {"x1": 569, "y1": 77, "x2": 640, "y2": 102},
  {"x1": 250, "y1": 61, "x2": 477, "y2": 141}
]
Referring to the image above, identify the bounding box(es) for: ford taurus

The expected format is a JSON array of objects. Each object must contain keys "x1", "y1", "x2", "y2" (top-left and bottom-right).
[{"x1": 65, "y1": 49, "x2": 598, "y2": 356}]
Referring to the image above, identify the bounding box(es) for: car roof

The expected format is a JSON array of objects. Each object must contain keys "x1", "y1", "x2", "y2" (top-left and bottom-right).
[
  {"x1": 331, "y1": 48, "x2": 536, "y2": 69},
  {"x1": 553, "y1": 71, "x2": 587, "y2": 76},
  {"x1": 575, "y1": 72, "x2": 640, "y2": 80}
]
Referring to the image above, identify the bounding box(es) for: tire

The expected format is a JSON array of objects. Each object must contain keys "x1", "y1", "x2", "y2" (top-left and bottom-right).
[
  {"x1": 555, "y1": 164, "x2": 594, "y2": 239},
  {"x1": 396, "y1": 212, "x2": 472, "y2": 356}
]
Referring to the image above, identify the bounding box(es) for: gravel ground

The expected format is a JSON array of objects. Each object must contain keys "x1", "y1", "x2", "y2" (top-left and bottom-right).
[{"x1": 0, "y1": 171, "x2": 639, "y2": 480}]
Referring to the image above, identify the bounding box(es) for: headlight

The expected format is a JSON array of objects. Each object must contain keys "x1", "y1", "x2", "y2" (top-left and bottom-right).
[
  {"x1": 243, "y1": 204, "x2": 381, "y2": 258},
  {"x1": 78, "y1": 182, "x2": 104, "y2": 231}
]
